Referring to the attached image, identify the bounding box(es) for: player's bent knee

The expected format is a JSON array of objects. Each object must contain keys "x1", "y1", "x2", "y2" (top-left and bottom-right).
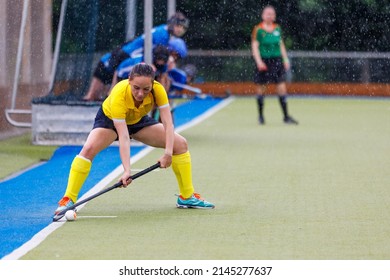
[
  {"x1": 79, "y1": 144, "x2": 98, "y2": 160},
  {"x1": 173, "y1": 135, "x2": 188, "y2": 154}
]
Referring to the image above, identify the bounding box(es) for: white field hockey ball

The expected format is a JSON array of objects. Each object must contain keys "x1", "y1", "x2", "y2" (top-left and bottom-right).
[{"x1": 65, "y1": 210, "x2": 77, "y2": 221}]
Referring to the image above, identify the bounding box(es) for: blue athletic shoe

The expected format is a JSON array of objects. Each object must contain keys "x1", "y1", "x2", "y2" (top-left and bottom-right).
[
  {"x1": 54, "y1": 196, "x2": 74, "y2": 214},
  {"x1": 176, "y1": 193, "x2": 215, "y2": 209}
]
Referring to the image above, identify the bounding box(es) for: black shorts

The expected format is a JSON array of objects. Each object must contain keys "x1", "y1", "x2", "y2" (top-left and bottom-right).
[
  {"x1": 109, "y1": 47, "x2": 130, "y2": 70},
  {"x1": 92, "y1": 107, "x2": 159, "y2": 138},
  {"x1": 254, "y1": 57, "x2": 286, "y2": 84},
  {"x1": 93, "y1": 61, "x2": 114, "y2": 85}
]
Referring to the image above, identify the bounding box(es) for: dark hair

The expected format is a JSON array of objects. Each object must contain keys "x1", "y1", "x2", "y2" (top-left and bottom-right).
[
  {"x1": 262, "y1": 5, "x2": 276, "y2": 12},
  {"x1": 153, "y1": 45, "x2": 169, "y2": 63},
  {"x1": 128, "y1": 63, "x2": 155, "y2": 82},
  {"x1": 167, "y1": 12, "x2": 189, "y2": 32}
]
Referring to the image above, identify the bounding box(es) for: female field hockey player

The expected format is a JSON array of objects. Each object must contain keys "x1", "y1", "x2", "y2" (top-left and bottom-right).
[
  {"x1": 251, "y1": 5, "x2": 298, "y2": 125},
  {"x1": 54, "y1": 63, "x2": 214, "y2": 215}
]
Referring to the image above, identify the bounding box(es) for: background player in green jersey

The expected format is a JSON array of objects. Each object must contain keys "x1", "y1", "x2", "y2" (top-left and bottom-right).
[{"x1": 251, "y1": 5, "x2": 298, "y2": 125}]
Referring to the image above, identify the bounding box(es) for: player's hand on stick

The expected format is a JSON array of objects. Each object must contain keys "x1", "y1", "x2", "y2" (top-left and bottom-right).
[
  {"x1": 120, "y1": 171, "x2": 132, "y2": 187},
  {"x1": 158, "y1": 154, "x2": 172, "y2": 168}
]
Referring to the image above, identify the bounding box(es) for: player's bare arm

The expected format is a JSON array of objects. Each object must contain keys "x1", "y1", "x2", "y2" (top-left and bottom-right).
[
  {"x1": 114, "y1": 120, "x2": 132, "y2": 187},
  {"x1": 159, "y1": 104, "x2": 174, "y2": 168}
]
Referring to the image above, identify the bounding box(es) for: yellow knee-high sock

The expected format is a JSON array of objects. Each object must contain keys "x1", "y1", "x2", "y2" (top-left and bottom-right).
[
  {"x1": 171, "y1": 151, "x2": 194, "y2": 199},
  {"x1": 64, "y1": 155, "x2": 91, "y2": 202}
]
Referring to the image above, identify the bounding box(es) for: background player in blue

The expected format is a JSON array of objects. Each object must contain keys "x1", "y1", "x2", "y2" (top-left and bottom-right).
[
  {"x1": 112, "y1": 38, "x2": 187, "y2": 91},
  {"x1": 112, "y1": 45, "x2": 170, "y2": 89},
  {"x1": 111, "y1": 38, "x2": 188, "y2": 123},
  {"x1": 83, "y1": 12, "x2": 189, "y2": 101}
]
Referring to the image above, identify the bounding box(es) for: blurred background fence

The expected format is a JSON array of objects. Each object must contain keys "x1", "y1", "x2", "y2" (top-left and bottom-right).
[
  {"x1": 52, "y1": 50, "x2": 390, "y2": 97},
  {"x1": 182, "y1": 50, "x2": 390, "y2": 84},
  {"x1": 54, "y1": 50, "x2": 390, "y2": 85}
]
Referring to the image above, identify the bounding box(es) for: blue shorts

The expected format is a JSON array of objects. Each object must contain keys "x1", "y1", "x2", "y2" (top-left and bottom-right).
[{"x1": 93, "y1": 107, "x2": 159, "y2": 138}]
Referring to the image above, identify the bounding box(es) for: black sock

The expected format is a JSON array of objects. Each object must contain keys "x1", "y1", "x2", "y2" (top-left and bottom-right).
[
  {"x1": 257, "y1": 95, "x2": 264, "y2": 119},
  {"x1": 279, "y1": 96, "x2": 288, "y2": 118}
]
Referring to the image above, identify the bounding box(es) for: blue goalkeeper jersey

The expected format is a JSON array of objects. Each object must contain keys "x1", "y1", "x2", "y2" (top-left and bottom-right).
[
  {"x1": 116, "y1": 57, "x2": 144, "y2": 80},
  {"x1": 122, "y1": 24, "x2": 170, "y2": 58},
  {"x1": 100, "y1": 24, "x2": 170, "y2": 72}
]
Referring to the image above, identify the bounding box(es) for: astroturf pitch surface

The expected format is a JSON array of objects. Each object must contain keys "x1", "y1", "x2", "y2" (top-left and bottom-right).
[{"x1": 10, "y1": 97, "x2": 390, "y2": 259}]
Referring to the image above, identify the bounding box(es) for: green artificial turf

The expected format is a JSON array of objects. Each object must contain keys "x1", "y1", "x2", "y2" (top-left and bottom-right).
[
  {"x1": 16, "y1": 97, "x2": 390, "y2": 259},
  {"x1": 0, "y1": 133, "x2": 57, "y2": 180}
]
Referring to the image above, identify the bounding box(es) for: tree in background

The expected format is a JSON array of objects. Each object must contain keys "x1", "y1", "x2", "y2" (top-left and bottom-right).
[
  {"x1": 52, "y1": 0, "x2": 390, "y2": 52},
  {"x1": 177, "y1": 0, "x2": 390, "y2": 51}
]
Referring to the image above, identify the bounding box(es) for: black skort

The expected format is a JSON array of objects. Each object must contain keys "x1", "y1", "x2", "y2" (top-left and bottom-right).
[
  {"x1": 254, "y1": 57, "x2": 286, "y2": 84},
  {"x1": 93, "y1": 107, "x2": 159, "y2": 139},
  {"x1": 93, "y1": 61, "x2": 115, "y2": 85}
]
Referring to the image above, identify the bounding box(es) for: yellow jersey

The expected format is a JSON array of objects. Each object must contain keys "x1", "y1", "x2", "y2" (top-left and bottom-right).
[{"x1": 102, "y1": 79, "x2": 169, "y2": 125}]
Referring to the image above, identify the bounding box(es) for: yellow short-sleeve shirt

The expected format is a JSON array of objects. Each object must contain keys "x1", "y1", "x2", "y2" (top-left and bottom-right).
[{"x1": 102, "y1": 79, "x2": 169, "y2": 125}]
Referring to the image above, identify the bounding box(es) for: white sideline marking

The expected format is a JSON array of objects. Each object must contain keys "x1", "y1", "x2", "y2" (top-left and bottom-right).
[
  {"x1": 76, "y1": 216, "x2": 117, "y2": 219},
  {"x1": 2, "y1": 96, "x2": 234, "y2": 260}
]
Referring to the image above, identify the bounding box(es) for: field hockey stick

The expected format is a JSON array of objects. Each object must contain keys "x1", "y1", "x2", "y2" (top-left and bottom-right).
[
  {"x1": 52, "y1": 162, "x2": 160, "y2": 222},
  {"x1": 170, "y1": 81, "x2": 203, "y2": 95},
  {"x1": 170, "y1": 81, "x2": 230, "y2": 99}
]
